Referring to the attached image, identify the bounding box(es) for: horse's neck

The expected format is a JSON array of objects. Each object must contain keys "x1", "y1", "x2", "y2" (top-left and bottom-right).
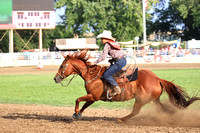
[
  {"x1": 71, "y1": 59, "x2": 87, "y2": 75},
  {"x1": 84, "y1": 65, "x2": 107, "y2": 81},
  {"x1": 72, "y1": 59, "x2": 107, "y2": 81}
]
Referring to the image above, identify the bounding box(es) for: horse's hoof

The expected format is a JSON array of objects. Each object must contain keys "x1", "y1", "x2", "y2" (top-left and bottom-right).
[{"x1": 72, "y1": 112, "x2": 82, "y2": 120}]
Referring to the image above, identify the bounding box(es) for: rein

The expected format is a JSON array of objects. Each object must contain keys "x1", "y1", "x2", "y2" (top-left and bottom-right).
[{"x1": 60, "y1": 74, "x2": 79, "y2": 87}]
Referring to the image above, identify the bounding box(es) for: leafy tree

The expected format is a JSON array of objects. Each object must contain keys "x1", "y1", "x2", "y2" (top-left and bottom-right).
[
  {"x1": 55, "y1": 0, "x2": 159, "y2": 42},
  {"x1": 0, "y1": 30, "x2": 9, "y2": 52},
  {"x1": 147, "y1": 2, "x2": 183, "y2": 39},
  {"x1": 43, "y1": 25, "x2": 74, "y2": 48},
  {"x1": 0, "y1": 25, "x2": 72, "y2": 52},
  {"x1": 149, "y1": 0, "x2": 200, "y2": 40},
  {"x1": 172, "y1": 0, "x2": 200, "y2": 40}
]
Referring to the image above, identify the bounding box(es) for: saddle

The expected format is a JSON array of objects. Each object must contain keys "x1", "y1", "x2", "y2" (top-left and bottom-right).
[
  {"x1": 113, "y1": 66, "x2": 138, "y2": 86},
  {"x1": 101, "y1": 65, "x2": 138, "y2": 101}
]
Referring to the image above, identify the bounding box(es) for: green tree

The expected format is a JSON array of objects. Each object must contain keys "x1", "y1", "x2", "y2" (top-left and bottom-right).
[
  {"x1": 149, "y1": 0, "x2": 200, "y2": 40},
  {"x1": 0, "y1": 30, "x2": 9, "y2": 52},
  {"x1": 172, "y1": 0, "x2": 200, "y2": 40},
  {"x1": 147, "y1": 3, "x2": 183, "y2": 39},
  {"x1": 43, "y1": 25, "x2": 74, "y2": 48},
  {"x1": 55, "y1": 0, "x2": 159, "y2": 42}
]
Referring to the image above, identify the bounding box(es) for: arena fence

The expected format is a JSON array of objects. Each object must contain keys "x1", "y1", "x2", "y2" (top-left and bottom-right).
[{"x1": 0, "y1": 49, "x2": 200, "y2": 67}]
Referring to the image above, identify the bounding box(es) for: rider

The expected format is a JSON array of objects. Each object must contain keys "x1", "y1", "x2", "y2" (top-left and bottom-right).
[{"x1": 91, "y1": 30, "x2": 126, "y2": 96}]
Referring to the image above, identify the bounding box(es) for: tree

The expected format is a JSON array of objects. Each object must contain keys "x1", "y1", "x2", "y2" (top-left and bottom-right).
[
  {"x1": 147, "y1": 2, "x2": 183, "y2": 39},
  {"x1": 0, "y1": 30, "x2": 9, "y2": 52},
  {"x1": 43, "y1": 25, "x2": 74, "y2": 48},
  {"x1": 149, "y1": 0, "x2": 200, "y2": 40},
  {"x1": 172, "y1": 0, "x2": 200, "y2": 40},
  {"x1": 55, "y1": 0, "x2": 159, "y2": 42}
]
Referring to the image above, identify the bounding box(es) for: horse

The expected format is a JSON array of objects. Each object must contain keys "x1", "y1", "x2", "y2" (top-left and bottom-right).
[{"x1": 54, "y1": 50, "x2": 200, "y2": 122}]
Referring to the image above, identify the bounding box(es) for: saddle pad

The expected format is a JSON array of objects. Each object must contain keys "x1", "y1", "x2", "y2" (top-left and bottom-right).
[{"x1": 126, "y1": 67, "x2": 138, "y2": 81}]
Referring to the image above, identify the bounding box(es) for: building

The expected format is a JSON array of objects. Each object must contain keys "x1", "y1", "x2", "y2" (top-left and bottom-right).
[{"x1": 52, "y1": 38, "x2": 99, "y2": 51}]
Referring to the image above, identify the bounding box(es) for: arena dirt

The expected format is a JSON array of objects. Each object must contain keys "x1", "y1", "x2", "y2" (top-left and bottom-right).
[{"x1": 0, "y1": 63, "x2": 200, "y2": 132}]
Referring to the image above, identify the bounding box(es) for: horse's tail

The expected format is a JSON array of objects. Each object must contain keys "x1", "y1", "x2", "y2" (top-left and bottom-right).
[{"x1": 160, "y1": 79, "x2": 200, "y2": 109}]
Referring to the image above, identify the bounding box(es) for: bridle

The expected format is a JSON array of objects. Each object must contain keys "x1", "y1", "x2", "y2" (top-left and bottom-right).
[
  {"x1": 57, "y1": 63, "x2": 68, "y2": 79},
  {"x1": 57, "y1": 58, "x2": 102, "y2": 87},
  {"x1": 57, "y1": 59, "x2": 82, "y2": 87}
]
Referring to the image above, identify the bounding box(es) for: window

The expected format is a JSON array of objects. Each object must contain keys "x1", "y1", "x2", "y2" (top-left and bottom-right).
[
  {"x1": 44, "y1": 12, "x2": 50, "y2": 19},
  {"x1": 17, "y1": 13, "x2": 24, "y2": 19},
  {"x1": 44, "y1": 23, "x2": 46, "y2": 27}
]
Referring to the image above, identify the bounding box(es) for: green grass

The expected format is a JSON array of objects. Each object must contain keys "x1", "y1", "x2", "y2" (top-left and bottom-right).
[{"x1": 0, "y1": 69, "x2": 200, "y2": 109}]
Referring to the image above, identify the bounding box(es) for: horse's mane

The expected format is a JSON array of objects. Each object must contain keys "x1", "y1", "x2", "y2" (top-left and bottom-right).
[
  {"x1": 67, "y1": 50, "x2": 108, "y2": 74},
  {"x1": 67, "y1": 50, "x2": 90, "y2": 62}
]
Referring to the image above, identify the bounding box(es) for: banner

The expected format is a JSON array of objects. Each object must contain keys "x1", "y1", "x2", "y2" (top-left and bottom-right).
[{"x1": 145, "y1": 0, "x2": 148, "y2": 10}]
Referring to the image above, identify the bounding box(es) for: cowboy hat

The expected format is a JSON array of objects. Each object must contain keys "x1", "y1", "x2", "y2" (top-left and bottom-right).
[{"x1": 97, "y1": 30, "x2": 115, "y2": 41}]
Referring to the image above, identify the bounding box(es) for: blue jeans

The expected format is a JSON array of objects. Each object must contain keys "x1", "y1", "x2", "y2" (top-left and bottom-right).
[{"x1": 102, "y1": 58, "x2": 126, "y2": 86}]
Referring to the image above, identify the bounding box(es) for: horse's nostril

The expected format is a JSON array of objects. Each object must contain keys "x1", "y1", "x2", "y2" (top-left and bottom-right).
[{"x1": 54, "y1": 77, "x2": 56, "y2": 81}]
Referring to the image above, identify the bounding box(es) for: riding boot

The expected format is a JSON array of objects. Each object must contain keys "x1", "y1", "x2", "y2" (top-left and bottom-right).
[{"x1": 109, "y1": 86, "x2": 121, "y2": 97}]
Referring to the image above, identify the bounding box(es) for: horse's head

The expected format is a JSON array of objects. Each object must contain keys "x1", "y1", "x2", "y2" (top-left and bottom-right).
[{"x1": 54, "y1": 50, "x2": 90, "y2": 83}]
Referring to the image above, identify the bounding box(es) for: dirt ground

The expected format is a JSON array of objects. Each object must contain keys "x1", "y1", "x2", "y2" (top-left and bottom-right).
[{"x1": 0, "y1": 63, "x2": 200, "y2": 132}]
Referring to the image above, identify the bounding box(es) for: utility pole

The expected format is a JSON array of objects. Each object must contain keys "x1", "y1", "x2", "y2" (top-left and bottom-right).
[{"x1": 143, "y1": 0, "x2": 147, "y2": 45}]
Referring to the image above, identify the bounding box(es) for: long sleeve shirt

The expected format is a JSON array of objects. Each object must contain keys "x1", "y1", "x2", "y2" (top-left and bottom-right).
[{"x1": 94, "y1": 43, "x2": 125, "y2": 64}]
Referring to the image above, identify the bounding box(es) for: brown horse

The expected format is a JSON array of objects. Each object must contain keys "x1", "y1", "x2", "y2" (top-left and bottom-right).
[{"x1": 54, "y1": 50, "x2": 200, "y2": 122}]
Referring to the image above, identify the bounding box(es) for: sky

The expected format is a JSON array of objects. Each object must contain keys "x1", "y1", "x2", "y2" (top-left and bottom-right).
[{"x1": 55, "y1": 7, "x2": 65, "y2": 24}]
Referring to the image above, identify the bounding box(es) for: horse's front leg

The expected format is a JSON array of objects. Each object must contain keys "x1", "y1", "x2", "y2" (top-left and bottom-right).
[
  {"x1": 80, "y1": 101, "x2": 95, "y2": 113},
  {"x1": 74, "y1": 93, "x2": 95, "y2": 114}
]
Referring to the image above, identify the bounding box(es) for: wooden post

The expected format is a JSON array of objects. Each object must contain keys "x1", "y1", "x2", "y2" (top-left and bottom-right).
[
  {"x1": 38, "y1": 29, "x2": 43, "y2": 68},
  {"x1": 39, "y1": 29, "x2": 43, "y2": 52},
  {"x1": 9, "y1": 29, "x2": 13, "y2": 53}
]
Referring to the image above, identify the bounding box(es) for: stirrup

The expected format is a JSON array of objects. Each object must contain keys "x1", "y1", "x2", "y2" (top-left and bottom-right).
[{"x1": 107, "y1": 90, "x2": 112, "y2": 100}]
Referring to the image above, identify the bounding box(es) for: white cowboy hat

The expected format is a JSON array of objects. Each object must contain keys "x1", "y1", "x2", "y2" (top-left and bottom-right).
[{"x1": 97, "y1": 30, "x2": 115, "y2": 41}]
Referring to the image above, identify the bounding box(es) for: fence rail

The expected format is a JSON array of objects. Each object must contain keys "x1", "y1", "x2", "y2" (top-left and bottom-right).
[{"x1": 0, "y1": 49, "x2": 200, "y2": 67}]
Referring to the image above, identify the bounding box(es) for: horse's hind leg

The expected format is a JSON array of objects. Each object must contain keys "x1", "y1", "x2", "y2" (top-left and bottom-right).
[
  {"x1": 118, "y1": 100, "x2": 145, "y2": 122},
  {"x1": 154, "y1": 98, "x2": 176, "y2": 114},
  {"x1": 154, "y1": 98, "x2": 166, "y2": 112}
]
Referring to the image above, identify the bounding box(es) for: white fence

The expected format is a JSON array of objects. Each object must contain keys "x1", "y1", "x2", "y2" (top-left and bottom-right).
[{"x1": 0, "y1": 50, "x2": 200, "y2": 67}]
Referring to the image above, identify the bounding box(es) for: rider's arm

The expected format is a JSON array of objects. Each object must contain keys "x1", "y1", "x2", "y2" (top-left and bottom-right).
[{"x1": 94, "y1": 43, "x2": 110, "y2": 64}]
